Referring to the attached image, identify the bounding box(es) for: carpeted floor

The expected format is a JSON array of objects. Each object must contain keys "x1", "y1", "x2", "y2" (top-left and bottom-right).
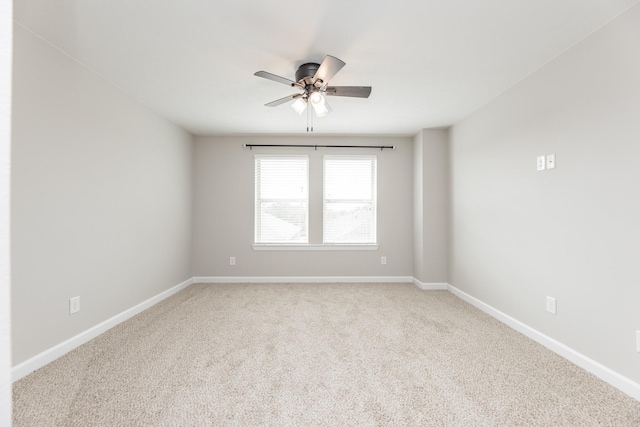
[{"x1": 12, "y1": 283, "x2": 640, "y2": 426}]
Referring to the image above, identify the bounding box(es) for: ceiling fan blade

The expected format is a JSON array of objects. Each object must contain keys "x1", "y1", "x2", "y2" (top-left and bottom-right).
[
  {"x1": 265, "y1": 93, "x2": 303, "y2": 107},
  {"x1": 254, "y1": 71, "x2": 297, "y2": 87},
  {"x1": 312, "y1": 55, "x2": 346, "y2": 85},
  {"x1": 324, "y1": 86, "x2": 372, "y2": 98}
]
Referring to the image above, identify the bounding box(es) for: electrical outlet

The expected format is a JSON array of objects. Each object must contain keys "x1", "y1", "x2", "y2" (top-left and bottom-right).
[
  {"x1": 546, "y1": 153, "x2": 556, "y2": 169},
  {"x1": 636, "y1": 330, "x2": 640, "y2": 353},
  {"x1": 69, "y1": 296, "x2": 80, "y2": 315},
  {"x1": 537, "y1": 155, "x2": 546, "y2": 171},
  {"x1": 381, "y1": 256, "x2": 387, "y2": 265},
  {"x1": 229, "y1": 256, "x2": 236, "y2": 266},
  {"x1": 546, "y1": 296, "x2": 557, "y2": 315}
]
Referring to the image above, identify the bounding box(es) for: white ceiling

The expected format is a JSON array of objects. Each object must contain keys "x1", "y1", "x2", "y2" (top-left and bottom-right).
[{"x1": 14, "y1": 0, "x2": 638, "y2": 136}]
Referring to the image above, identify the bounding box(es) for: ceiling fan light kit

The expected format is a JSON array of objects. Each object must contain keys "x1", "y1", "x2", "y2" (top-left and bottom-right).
[{"x1": 255, "y1": 55, "x2": 371, "y2": 132}]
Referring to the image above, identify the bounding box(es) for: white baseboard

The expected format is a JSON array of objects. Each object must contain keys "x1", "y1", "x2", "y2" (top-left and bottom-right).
[
  {"x1": 193, "y1": 276, "x2": 414, "y2": 284},
  {"x1": 412, "y1": 278, "x2": 448, "y2": 290},
  {"x1": 447, "y1": 284, "x2": 640, "y2": 402},
  {"x1": 12, "y1": 277, "x2": 195, "y2": 382},
  {"x1": 13, "y1": 276, "x2": 639, "y2": 402}
]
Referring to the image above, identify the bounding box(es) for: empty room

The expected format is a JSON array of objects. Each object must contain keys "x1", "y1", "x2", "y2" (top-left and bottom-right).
[{"x1": 3, "y1": 0, "x2": 640, "y2": 425}]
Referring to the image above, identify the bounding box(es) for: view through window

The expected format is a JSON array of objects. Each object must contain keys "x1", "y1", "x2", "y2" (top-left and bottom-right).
[{"x1": 323, "y1": 155, "x2": 377, "y2": 244}]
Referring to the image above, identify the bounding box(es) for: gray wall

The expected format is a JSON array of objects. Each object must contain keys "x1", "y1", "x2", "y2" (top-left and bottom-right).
[
  {"x1": 11, "y1": 25, "x2": 194, "y2": 365},
  {"x1": 1, "y1": 0, "x2": 11, "y2": 419},
  {"x1": 193, "y1": 135, "x2": 413, "y2": 278},
  {"x1": 413, "y1": 129, "x2": 448, "y2": 284},
  {"x1": 449, "y1": 4, "x2": 640, "y2": 383}
]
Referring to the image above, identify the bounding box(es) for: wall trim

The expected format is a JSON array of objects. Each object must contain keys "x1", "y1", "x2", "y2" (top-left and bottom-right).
[
  {"x1": 193, "y1": 276, "x2": 414, "y2": 284},
  {"x1": 447, "y1": 284, "x2": 640, "y2": 402},
  {"x1": 12, "y1": 277, "x2": 195, "y2": 382},
  {"x1": 412, "y1": 278, "x2": 448, "y2": 290}
]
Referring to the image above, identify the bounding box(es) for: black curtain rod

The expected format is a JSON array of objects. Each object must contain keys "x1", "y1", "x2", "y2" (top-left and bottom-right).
[{"x1": 243, "y1": 144, "x2": 395, "y2": 151}]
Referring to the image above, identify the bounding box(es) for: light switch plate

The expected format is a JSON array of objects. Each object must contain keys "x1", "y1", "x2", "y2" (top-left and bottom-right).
[{"x1": 546, "y1": 153, "x2": 556, "y2": 169}]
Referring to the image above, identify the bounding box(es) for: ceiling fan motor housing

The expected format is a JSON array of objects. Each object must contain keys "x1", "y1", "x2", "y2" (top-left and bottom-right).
[{"x1": 295, "y1": 63, "x2": 320, "y2": 84}]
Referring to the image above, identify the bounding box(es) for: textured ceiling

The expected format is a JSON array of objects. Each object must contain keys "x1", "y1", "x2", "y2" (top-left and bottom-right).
[{"x1": 14, "y1": 0, "x2": 639, "y2": 135}]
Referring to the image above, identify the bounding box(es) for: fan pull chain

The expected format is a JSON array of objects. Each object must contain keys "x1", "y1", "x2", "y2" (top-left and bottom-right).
[{"x1": 306, "y1": 102, "x2": 313, "y2": 132}]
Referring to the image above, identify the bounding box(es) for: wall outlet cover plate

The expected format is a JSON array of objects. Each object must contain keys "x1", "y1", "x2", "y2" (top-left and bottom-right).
[
  {"x1": 546, "y1": 296, "x2": 557, "y2": 315},
  {"x1": 70, "y1": 296, "x2": 80, "y2": 315}
]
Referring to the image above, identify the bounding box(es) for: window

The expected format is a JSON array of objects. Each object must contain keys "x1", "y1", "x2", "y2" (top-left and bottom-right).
[
  {"x1": 254, "y1": 155, "x2": 308, "y2": 244},
  {"x1": 323, "y1": 155, "x2": 377, "y2": 244}
]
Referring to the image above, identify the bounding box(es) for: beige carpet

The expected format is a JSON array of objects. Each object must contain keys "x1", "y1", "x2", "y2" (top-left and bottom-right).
[{"x1": 13, "y1": 283, "x2": 640, "y2": 426}]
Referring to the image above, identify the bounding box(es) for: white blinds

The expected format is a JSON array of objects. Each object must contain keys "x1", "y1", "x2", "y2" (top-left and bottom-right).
[
  {"x1": 323, "y1": 155, "x2": 377, "y2": 244},
  {"x1": 254, "y1": 155, "x2": 309, "y2": 244}
]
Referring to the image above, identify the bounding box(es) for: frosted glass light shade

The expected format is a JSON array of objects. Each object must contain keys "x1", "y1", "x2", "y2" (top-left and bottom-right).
[
  {"x1": 291, "y1": 97, "x2": 307, "y2": 115},
  {"x1": 310, "y1": 92, "x2": 330, "y2": 117}
]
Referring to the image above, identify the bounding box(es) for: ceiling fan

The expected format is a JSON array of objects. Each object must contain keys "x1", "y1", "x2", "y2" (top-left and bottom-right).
[{"x1": 254, "y1": 55, "x2": 371, "y2": 132}]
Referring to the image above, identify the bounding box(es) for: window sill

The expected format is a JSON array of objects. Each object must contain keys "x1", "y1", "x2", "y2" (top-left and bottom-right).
[{"x1": 252, "y1": 244, "x2": 379, "y2": 251}]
